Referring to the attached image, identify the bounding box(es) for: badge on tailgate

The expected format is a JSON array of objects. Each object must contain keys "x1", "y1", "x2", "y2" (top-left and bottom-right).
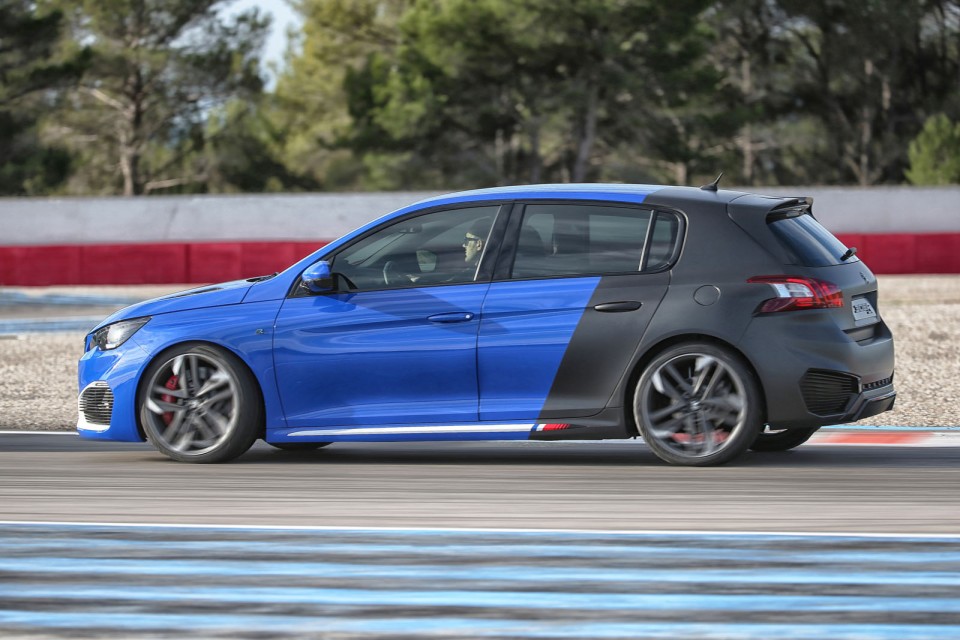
[{"x1": 852, "y1": 297, "x2": 878, "y2": 326}]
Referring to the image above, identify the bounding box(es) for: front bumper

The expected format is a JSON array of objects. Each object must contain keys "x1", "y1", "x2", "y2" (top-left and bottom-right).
[{"x1": 76, "y1": 338, "x2": 150, "y2": 442}]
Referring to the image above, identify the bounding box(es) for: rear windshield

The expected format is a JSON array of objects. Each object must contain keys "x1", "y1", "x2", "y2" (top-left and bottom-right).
[{"x1": 768, "y1": 212, "x2": 855, "y2": 267}]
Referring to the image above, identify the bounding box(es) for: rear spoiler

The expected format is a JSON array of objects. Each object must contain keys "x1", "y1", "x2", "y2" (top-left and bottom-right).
[{"x1": 767, "y1": 197, "x2": 815, "y2": 221}]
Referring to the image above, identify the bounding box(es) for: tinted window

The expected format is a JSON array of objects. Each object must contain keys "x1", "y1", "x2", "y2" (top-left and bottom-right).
[
  {"x1": 768, "y1": 213, "x2": 854, "y2": 267},
  {"x1": 511, "y1": 204, "x2": 656, "y2": 278},
  {"x1": 645, "y1": 213, "x2": 681, "y2": 271},
  {"x1": 331, "y1": 205, "x2": 500, "y2": 290}
]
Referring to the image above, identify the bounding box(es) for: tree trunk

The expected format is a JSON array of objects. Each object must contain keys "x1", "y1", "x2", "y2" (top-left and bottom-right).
[
  {"x1": 122, "y1": 67, "x2": 146, "y2": 195},
  {"x1": 529, "y1": 115, "x2": 542, "y2": 183},
  {"x1": 740, "y1": 58, "x2": 754, "y2": 185},
  {"x1": 494, "y1": 128, "x2": 506, "y2": 186},
  {"x1": 674, "y1": 162, "x2": 688, "y2": 185},
  {"x1": 119, "y1": 138, "x2": 140, "y2": 196},
  {"x1": 572, "y1": 84, "x2": 598, "y2": 182},
  {"x1": 857, "y1": 59, "x2": 874, "y2": 186}
]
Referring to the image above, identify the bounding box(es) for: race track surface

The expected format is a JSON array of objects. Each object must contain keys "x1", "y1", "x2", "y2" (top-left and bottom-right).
[
  {"x1": 4, "y1": 435, "x2": 960, "y2": 639},
  {"x1": 2, "y1": 434, "x2": 958, "y2": 534}
]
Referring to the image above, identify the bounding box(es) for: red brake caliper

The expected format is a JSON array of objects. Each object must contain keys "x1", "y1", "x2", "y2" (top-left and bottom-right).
[{"x1": 161, "y1": 375, "x2": 179, "y2": 425}]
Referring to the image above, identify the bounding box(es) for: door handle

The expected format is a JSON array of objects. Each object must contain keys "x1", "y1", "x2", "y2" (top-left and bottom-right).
[
  {"x1": 427, "y1": 312, "x2": 475, "y2": 323},
  {"x1": 593, "y1": 301, "x2": 642, "y2": 312}
]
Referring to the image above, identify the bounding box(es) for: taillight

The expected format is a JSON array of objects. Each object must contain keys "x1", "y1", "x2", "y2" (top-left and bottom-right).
[{"x1": 747, "y1": 276, "x2": 844, "y2": 313}]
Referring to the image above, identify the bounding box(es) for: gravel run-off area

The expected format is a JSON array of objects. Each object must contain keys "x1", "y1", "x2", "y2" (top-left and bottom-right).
[{"x1": 0, "y1": 275, "x2": 958, "y2": 431}]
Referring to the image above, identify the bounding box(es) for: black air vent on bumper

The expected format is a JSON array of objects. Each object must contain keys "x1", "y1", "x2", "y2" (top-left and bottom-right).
[
  {"x1": 800, "y1": 370, "x2": 858, "y2": 416},
  {"x1": 79, "y1": 382, "x2": 114, "y2": 426}
]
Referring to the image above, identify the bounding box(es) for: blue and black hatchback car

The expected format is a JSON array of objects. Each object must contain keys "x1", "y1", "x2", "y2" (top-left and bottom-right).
[{"x1": 78, "y1": 184, "x2": 896, "y2": 466}]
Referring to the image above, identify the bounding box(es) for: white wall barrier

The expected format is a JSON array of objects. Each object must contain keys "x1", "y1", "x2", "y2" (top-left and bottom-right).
[
  {"x1": 1, "y1": 187, "x2": 958, "y2": 283},
  {"x1": 1, "y1": 186, "x2": 958, "y2": 246}
]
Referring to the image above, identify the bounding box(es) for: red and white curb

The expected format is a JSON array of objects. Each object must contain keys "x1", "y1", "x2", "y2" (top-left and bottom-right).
[{"x1": 807, "y1": 430, "x2": 960, "y2": 447}]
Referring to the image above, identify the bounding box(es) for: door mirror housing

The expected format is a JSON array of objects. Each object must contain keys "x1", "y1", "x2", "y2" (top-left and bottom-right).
[{"x1": 301, "y1": 261, "x2": 334, "y2": 293}]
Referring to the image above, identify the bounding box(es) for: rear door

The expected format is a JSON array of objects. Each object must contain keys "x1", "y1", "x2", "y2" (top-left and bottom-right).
[{"x1": 477, "y1": 202, "x2": 679, "y2": 421}]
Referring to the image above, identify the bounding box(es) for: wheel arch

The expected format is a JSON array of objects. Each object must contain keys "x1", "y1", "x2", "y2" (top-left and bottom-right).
[
  {"x1": 622, "y1": 333, "x2": 767, "y2": 436},
  {"x1": 133, "y1": 339, "x2": 268, "y2": 442}
]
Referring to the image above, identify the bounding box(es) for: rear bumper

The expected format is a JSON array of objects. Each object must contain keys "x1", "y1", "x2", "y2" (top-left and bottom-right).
[
  {"x1": 739, "y1": 312, "x2": 896, "y2": 429},
  {"x1": 844, "y1": 388, "x2": 897, "y2": 423}
]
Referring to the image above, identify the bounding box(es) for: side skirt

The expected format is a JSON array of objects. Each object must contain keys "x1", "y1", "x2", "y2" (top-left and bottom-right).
[{"x1": 268, "y1": 411, "x2": 633, "y2": 443}]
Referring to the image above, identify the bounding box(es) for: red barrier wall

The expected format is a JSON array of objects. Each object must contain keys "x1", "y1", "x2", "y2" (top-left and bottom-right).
[
  {"x1": 835, "y1": 233, "x2": 960, "y2": 275},
  {"x1": 0, "y1": 235, "x2": 955, "y2": 285},
  {"x1": 0, "y1": 241, "x2": 329, "y2": 286}
]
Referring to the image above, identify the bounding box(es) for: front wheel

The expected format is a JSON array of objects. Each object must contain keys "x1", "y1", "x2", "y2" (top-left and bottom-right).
[
  {"x1": 139, "y1": 343, "x2": 262, "y2": 463},
  {"x1": 634, "y1": 343, "x2": 763, "y2": 466},
  {"x1": 750, "y1": 426, "x2": 819, "y2": 452}
]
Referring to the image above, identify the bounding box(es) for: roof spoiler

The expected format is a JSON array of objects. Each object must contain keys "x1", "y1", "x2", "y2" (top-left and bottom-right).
[{"x1": 767, "y1": 196, "x2": 814, "y2": 221}]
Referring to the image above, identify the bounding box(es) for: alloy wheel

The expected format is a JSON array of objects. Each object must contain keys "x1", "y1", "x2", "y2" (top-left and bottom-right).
[
  {"x1": 143, "y1": 352, "x2": 240, "y2": 456},
  {"x1": 636, "y1": 352, "x2": 750, "y2": 460}
]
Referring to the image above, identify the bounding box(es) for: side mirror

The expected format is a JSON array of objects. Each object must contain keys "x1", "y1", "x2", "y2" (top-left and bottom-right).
[{"x1": 301, "y1": 261, "x2": 334, "y2": 293}]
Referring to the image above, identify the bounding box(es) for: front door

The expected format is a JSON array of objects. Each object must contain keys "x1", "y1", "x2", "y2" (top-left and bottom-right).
[
  {"x1": 273, "y1": 204, "x2": 504, "y2": 430},
  {"x1": 274, "y1": 284, "x2": 489, "y2": 428}
]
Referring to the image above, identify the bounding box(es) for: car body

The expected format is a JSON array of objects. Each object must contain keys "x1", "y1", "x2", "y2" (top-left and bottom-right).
[{"x1": 77, "y1": 184, "x2": 896, "y2": 465}]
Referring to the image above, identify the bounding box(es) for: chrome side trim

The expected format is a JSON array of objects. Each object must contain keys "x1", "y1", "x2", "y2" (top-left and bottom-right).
[{"x1": 289, "y1": 424, "x2": 538, "y2": 437}]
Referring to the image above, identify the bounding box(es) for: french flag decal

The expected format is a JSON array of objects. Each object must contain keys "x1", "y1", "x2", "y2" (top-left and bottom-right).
[{"x1": 535, "y1": 424, "x2": 571, "y2": 431}]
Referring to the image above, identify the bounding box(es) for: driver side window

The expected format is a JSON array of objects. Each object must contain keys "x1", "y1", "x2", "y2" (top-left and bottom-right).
[{"x1": 331, "y1": 205, "x2": 500, "y2": 291}]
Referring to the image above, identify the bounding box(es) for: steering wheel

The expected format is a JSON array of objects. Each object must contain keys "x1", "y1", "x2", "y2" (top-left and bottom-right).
[{"x1": 383, "y1": 260, "x2": 414, "y2": 286}]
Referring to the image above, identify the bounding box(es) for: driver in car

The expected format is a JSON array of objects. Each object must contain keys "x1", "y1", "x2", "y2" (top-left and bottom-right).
[
  {"x1": 462, "y1": 218, "x2": 490, "y2": 270},
  {"x1": 386, "y1": 217, "x2": 492, "y2": 285}
]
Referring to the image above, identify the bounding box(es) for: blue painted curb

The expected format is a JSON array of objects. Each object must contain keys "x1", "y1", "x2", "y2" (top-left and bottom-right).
[
  {"x1": 0, "y1": 291, "x2": 142, "y2": 307},
  {"x1": 0, "y1": 317, "x2": 101, "y2": 334}
]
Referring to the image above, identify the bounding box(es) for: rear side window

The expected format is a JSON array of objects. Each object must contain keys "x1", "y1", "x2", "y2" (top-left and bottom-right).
[
  {"x1": 511, "y1": 203, "x2": 680, "y2": 278},
  {"x1": 768, "y1": 212, "x2": 854, "y2": 267},
  {"x1": 645, "y1": 213, "x2": 681, "y2": 271}
]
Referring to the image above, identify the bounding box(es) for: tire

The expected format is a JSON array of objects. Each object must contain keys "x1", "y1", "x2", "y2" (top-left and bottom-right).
[
  {"x1": 138, "y1": 343, "x2": 262, "y2": 463},
  {"x1": 750, "y1": 426, "x2": 819, "y2": 452},
  {"x1": 267, "y1": 442, "x2": 332, "y2": 451},
  {"x1": 633, "y1": 343, "x2": 764, "y2": 466}
]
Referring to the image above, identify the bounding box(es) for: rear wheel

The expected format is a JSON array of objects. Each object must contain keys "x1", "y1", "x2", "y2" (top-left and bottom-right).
[
  {"x1": 634, "y1": 343, "x2": 763, "y2": 466},
  {"x1": 750, "y1": 426, "x2": 819, "y2": 452},
  {"x1": 139, "y1": 343, "x2": 261, "y2": 463}
]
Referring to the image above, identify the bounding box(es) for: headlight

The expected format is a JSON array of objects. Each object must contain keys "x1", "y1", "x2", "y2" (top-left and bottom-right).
[{"x1": 91, "y1": 317, "x2": 150, "y2": 351}]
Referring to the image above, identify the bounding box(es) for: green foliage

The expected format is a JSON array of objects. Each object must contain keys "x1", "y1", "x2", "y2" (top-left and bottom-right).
[
  {"x1": 906, "y1": 115, "x2": 960, "y2": 185},
  {"x1": 48, "y1": 0, "x2": 269, "y2": 195},
  {"x1": 270, "y1": 0, "x2": 410, "y2": 190},
  {"x1": 766, "y1": 0, "x2": 960, "y2": 185},
  {"x1": 4, "y1": 0, "x2": 960, "y2": 194},
  {"x1": 0, "y1": 1, "x2": 87, "y2": 195},
  {"x1": 330, "y1": 0, "x2": 720, "y2": 187},
  {"x1": 204, "y1": 99, "x2": 320, "y2": 193},
  {"x1": 278, "y1": 0, "x2": 960, "y2": 190}
]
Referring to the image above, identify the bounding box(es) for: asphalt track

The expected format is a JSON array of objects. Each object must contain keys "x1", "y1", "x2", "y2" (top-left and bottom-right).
[
  {"x1": 2, "y1": 433, "x2": 959, "y2": 534},
  {"x1": 3, "y1": 434, "x2": 960, "y2": 638}
]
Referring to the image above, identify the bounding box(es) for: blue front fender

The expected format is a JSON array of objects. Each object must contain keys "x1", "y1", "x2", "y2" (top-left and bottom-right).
[{"x1": 77, "y1": 300, "x2": 284, "y2": 442}]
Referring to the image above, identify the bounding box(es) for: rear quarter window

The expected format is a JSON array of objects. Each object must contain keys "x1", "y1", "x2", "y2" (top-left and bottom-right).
[{"x1": 768, "y1": 212, "x2": 854, "y2": 267}]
